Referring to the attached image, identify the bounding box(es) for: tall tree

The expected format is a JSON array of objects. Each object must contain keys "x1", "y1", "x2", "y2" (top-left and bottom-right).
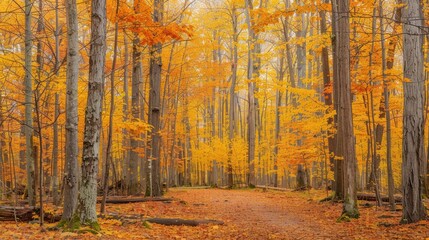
[
  {"x1": 244, "y1": 0, "x2": 256, "y2": 187},
  {"x1": 61, "y1": 0, "x2": 79, "y2": 222},
  {"x1": 24, "y1": 0, "x2": 36, "y2": 207},
  {"x1": 227, "y1": 5, "x2": 239, "y2": 188},
  {"x1": 333, "y1": 0, "x2": 359, "y2": 218},
  {"x1": 77, "y1": 0, "x2": 106, "y2": 228},
  {"x1": 52, "y1": 0, "x2": 61, "y2": 206},
  {"x1": 330, "y1": 0, "x2": 343, "y2": 200},
  {"x1": 101, "y1": 0, "x2": 120, "y2": 214},
  {"x1": 401, "y1": 0, "x2": 427, "y2": 224},
  {"x1": 148, "y1": 0, "x2": 164, "y2": 197},
  {"x1": 129, "y1": 33, "x2": 142, "y2": 195}
]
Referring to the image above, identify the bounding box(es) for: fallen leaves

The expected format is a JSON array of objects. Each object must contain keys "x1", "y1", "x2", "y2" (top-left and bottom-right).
[{"x1": 0, "y1": 189, "x2": 428, "y2": 239}]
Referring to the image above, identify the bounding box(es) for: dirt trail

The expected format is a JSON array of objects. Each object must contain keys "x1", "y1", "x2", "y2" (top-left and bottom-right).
[
  {"x1": 166, "y1": 188, "x2": 428, "y2": 240},
  {"x1": 168, "y1": 188, "x2": 322, "y2": 239}
]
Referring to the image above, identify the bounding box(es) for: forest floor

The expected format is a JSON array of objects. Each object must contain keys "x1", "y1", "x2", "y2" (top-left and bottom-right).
[{"x1": 0, "y1": 188, "x2": 428, "y2": 239}]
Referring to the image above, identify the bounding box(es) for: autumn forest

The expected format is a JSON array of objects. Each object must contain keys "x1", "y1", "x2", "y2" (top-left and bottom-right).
[{"x1": 0, "y1": 0, "x2": 428, "y2": 239}]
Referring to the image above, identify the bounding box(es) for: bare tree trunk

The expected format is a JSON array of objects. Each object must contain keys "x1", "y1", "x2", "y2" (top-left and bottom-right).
[
  {"x1": 320, "y1": 0, "x2": 335, "y2": 193},
  {"x1": 333, "y1": 0, "x2": 359, "y2": 218},
  {"x1": 129, "y1": 33, "x2": 142, "y2": 195},
  {"x1": 77, "y1": 0, "x2": 106, "y2": 228},
  {"x1": 101, "y1": 0, "x2": 120, "y2": 215},
  {"x1": 227, "y1": 6, "x2": 239, "y2": 188},
  {"x1": 24, "y1": 0, "x2": 35, "y2": 207},
  {"x1": 244, "y1": 0, "x2": 256, "y2": 187},
  {"x1": 61, "y1": 0, "x2": 79, "y2": 222},
  {"x1": 148, "y1": 0, "x2": 164, "y2": 197},
  {"x1": 122, "y1": 31, "x2": 130, "y2": 195},
  {"x1": 379, "y1": 0, "x2": 395, "y2": 211},
  {"x1": 368, "y1": 3, "x2": 382, "y2": 206},
  {"x1": 52, "y1": 0, "x2": 61, "y2": 206},
  {"x1": 401, "y1": 0, "x2": 427, "y2": 224},
  {"x1": 274, "y1": 49, "x2": 284, "y2": 188},
  {"x1": 330, "y1": 0, "x2": 344, "y2": 201},
  {"x1": 52, "y1": 94, "x2": 59, "y2": 206},
  {"x1": 35, "y1": 0, "x2": 45, "y2": 226}
]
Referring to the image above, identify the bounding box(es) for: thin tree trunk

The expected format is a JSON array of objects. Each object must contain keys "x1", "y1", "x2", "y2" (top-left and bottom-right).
[
  {"x1": 35, "y1": 0, "x2": 45, "y2": 226},
  {"x1": 129, "y1": 33, "x2": 142, "y2": 195},
  {"x1": 227, "y1": 6, "x2": 239, "y2": 188},
  {"x1": 379, "y1": 0, "x2": 395, "y2": 211},
  {"x1": 122, "y1": 31, "x2": 130, "y2": 195},
  {"x1": 244, "y1": 0, "x2": 256, "y2": 187},
  {"x1": 368, "y1": 3, "x2": 382, "y2": 206},
  {"x1": 24, "y1": 0, "x2": 35, "y2": 207},
  {"x1": 52, "y1": 94, "x2": 59, "y2": 205},
  {"x1": 320, "y1": 0, "x2": 335, "y2": 193},
  {"x1": 101, "y1": 0, "x2": 120, "y2": 215},
  {"x1": 61, "y1": 0, "x2": 79, "y2": 222}
]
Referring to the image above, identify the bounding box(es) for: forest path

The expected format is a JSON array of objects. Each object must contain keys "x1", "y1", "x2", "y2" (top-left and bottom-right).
[
  {"x1": 165, "y1": 188, "x2": 428, "y2": 239},
  {"x1": 167, "y1": 188, "x2": 319, "y2": 238}
]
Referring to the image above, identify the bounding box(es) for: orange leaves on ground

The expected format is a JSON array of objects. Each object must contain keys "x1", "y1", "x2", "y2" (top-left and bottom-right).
[{"x1": 0, "y1": 189, "x2": 428, "y2": 239}]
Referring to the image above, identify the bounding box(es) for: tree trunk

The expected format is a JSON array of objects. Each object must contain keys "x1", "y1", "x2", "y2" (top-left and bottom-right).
[
  {"x1": 227, "y1": 6, "x2": 239, "y2": 188},
  {"x1": 244, "y1": 0, "x2": 256, "y2": 188},
  {"x1": 320, "y1": 0, "x2": 335, "y2": 194},
  {"x1": 62, "y1": 0, "x2": 79, "y2": 222},
  {"x1": 52, "y1": 0, "x2": 60, "y2": 206},
  {"x1": 101, "y1": 0, "x2": 120, "y2": 215},
  {"x1": 148, "y1": 0, "x2": 164, "y2": 197},
  {"x1": 52, "y1": 94, "x2": 59, "y2": 206},
  {"x1": 129, "y1": 33, "x2": 142, "y2": 195},
  {"x1": 331, "y1": 0, "x2": 343, "y2": 201},
  {"x1": 379, "y1": 0, "x2": 395, "y2": 211},
  {"x1": 122, "y1": 31, "x2": 130, "y2": 195},
  {"x1": 77, "y1": 0, "x2": 106, "y2": 228},
  {"x1": 401, "y1": 0, "x2": 427, "y2": 224},
  {"x1": 333, "y1": 0, "x2": 359, "y2": 218},
  {"x1": 24, "y1": 0, "x2": 35, "y2": 207}
]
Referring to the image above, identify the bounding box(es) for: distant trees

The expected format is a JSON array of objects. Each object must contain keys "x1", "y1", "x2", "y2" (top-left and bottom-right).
[{"x1": 2, "y1": 0, "x2": 429, "y2": 227}]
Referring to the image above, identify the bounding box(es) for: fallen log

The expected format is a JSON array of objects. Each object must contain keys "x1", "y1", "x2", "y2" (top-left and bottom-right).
[
  {"x1": 357, "y1": 193, "x2": 402, "y2": 203},
  {"x1": 145, "y1": 218, "x2": 224, "y2": 226},
  {"x1": 255, "y1": 185, "x2": 290, "y2": 192},
  {"x1": 97, "y1": 197, "x2": 174, "y2": 204},
  {"x1": 319, "y1": 193, "x2": 402, "y2": 203},
  {"x1": 0, "y1": 206, "x2": 34, "y2": 221},
  {"x1": 106, "y1": 213, "x2": 223, "y2": 226}
]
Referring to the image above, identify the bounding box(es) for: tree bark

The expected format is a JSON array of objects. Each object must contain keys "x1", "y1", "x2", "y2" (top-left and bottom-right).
[
  {"x1": 24, "y1": 0, "x2": 35, "y2": 207},
  {"x1": 244, "y1": 0, "x2": 256, "y2": 188},
  {"x1": 122, "y1": 31, "x2": 130, "y2": 195},
  {"x1": 52, "y1": 93, "x2": 59, "y2": 206},
  {"x1": 77, "y1": 0, "x2": 106, "y2": 227},
  {"x1": 227, "y1": 6, "x2": 239, "y2": 188},
  {"x1": 330, "y1": 0, "x2": 344, "y2": 201},
  {"x1": 62, "y1": 0, "x2": 79, "y2": 222},
  {"x1": 148, "y1": 0, "x2": 164, "y2": 197},
  {"x1": 401, "y1": 0, "x2": 427, "y2": 224},
  {"x1": 101, "y1": 0, "x2": 120, "y2": 215},
  {"x1": 379, "y1": 0, "x2": 396, "y2": 211},
  {"x1": 333, "y1": 0, "x2": 359, "y2": 218},
  {"x1": 129, "y1": 33, "x2": 142, "y2": 195}
]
